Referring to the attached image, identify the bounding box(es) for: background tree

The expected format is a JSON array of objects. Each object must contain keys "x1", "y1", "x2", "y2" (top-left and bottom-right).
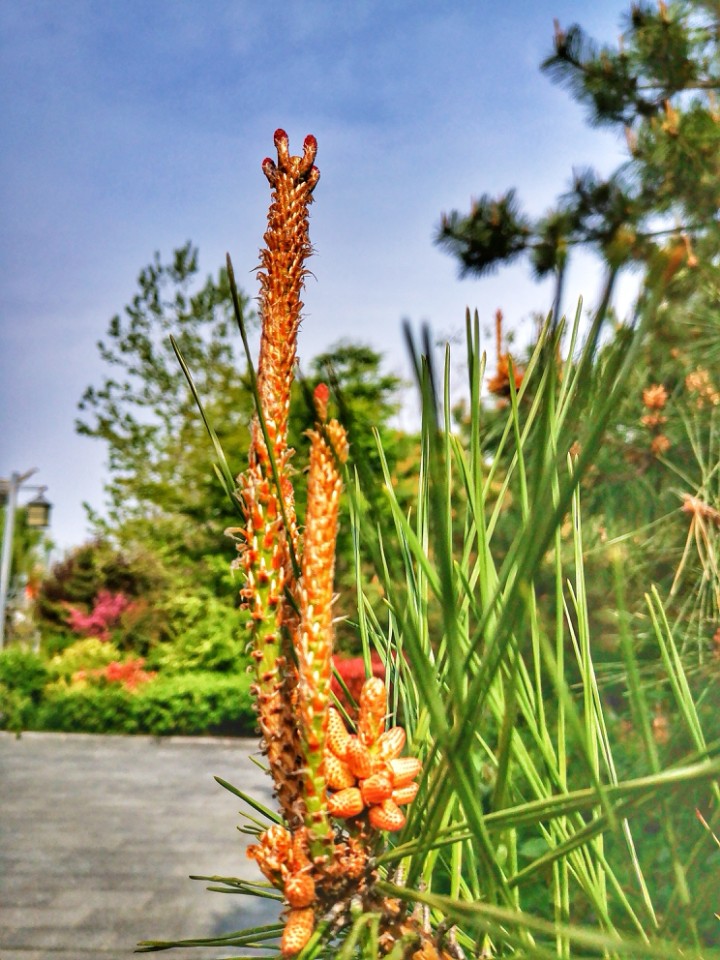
[
  {"x1": 71, "y1": 244, "x2": 412, "y2": 656},
  {"x1": 76, "y1": 242, "x2": 253, "y2": 568},
  {"x1": 292, "y1": 341, "x2": 416, "y2": 645},
  {"x1": 436, "y1": 0, "x2": 720, "y2": 332},
  {"x1": 436, "y1": 0, "x2": 720, "y2": 664}
]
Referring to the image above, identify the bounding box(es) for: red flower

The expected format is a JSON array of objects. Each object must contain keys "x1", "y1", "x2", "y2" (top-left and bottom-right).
[{"x1": 331, "y1": 654, "x2": 384, "y2": 710}]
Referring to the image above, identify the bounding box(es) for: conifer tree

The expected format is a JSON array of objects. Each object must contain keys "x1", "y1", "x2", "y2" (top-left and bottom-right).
[
  {"x1": 437, "y1": 1, "x2": 720, "y2": 658},
  {"x1": 436, "y1": 1, "x2": 720, "y2": 331},
  {"x1": 75, "y1": 243, "x2": 408, "y2": 644}
]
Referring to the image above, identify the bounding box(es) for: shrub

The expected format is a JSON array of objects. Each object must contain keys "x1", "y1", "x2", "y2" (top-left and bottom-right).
[
  {"x1": 36, "y1": 539, "x2": 169, "y2": 654},
  {"x1": 31, "y1": 671, "x2": 255, "y2": 736},
  {"x1": 0, "y1": 682, "x2": 32, "y2": 734},
  {"x1": 150, "y1": 592, "x2": 249, "y2": 674},
  {"x1": 32, "y1": 682, "x2": 135, "y2": 734},
  {"x1": 41, "y1": 631, "x2": 78, "y2": 658},
  {"x1": 46, "y1": 636, "x2": 121, "y2": 682},
  {"x1": 131, "y1": 672, "x2": 255, "y2": 735},
  {"x1": 65, "y1": 590, "x2": 135, "y2": 641},
  {"x1": 86, "y1": 658, "x2": 156, "y2": 690},
  {"x1": 0, "y1": 646, "x2": 48, "y2": 701}
]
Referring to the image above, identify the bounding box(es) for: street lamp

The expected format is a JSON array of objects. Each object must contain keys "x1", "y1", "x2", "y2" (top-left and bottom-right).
[
  {"x1": 26, "y1": 490, "x2": 52, "y2": 529},
  {"x1": 0, "y1": 469, "x2": 52, "y2": 650}
]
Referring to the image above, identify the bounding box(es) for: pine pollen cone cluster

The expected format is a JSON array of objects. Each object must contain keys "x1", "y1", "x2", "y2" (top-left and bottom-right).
[
  {"x1": 487, "y1": 309, "x2": 523, "y2": 400},
  {"x1": 236, "y1": 131, "x2": 423, "y2": 957},
  {"x1": 640, "y1": 383, "x2": 671, "y2": 456},
  {"x1": 325, "y1": 680, "x2": 421, "y2": 831}
]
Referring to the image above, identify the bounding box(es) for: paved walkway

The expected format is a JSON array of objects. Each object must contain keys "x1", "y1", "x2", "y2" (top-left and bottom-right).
[{"x1": 0, "y1": 732, "x2": 280, "y2": 959}]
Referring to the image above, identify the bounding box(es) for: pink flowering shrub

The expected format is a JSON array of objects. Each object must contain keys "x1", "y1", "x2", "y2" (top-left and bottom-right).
[{"x1": 65, "y1": 590, "x2": 135, "y2": 642}]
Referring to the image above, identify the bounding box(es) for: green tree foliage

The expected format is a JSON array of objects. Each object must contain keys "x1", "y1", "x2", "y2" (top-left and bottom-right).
[
  {"x1": 436, "y1": 1, "x2": 720, "y2": 324},
  {"x1": 435, "y1": 2, "x2": 720, "y2": 668},
  {"x1": 297, "y1": 342, "x2": 415, "y2": 645},
  {"x1": 69, "y1": 244, "x2": 410, "y2": 658},
  {"x1": 302, "y1": 341, "x2": 411, "y2": 517},
  {"x1": 76, "y1": 242, "x2": 254, "y2": 563},
  {"x1": 77, "y1": 244, "x2": 408, "y2": 562}
]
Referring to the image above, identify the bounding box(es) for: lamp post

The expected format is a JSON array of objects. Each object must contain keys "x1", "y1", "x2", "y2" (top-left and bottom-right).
[{"x1": 0, "y1": 469, "x2": 52, "y2": 650}]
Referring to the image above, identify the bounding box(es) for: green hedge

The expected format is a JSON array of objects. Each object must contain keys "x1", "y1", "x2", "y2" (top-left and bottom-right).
[
  {"x1": 0, "y1": 647, "x2": 50, "y2": 733},
  {"x1": 27, "y1": 671, "x2": 257, "y2": 736},
  {"x1": 0, "y1": 647, "x2": 48, "y2": 700}
]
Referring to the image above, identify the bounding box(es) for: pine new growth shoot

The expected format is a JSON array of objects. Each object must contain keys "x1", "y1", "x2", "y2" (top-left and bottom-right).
[
  {"x1": 235, "y1": 132, "x2": 423, "y2": 957},
  {"x1": 236, "y1": 129, "x2": 320, "y2": 830}
]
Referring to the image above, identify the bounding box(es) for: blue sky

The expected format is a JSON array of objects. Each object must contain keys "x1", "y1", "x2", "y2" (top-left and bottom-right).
[{"x1": 1, "y1": 0, "x2": 633, "y2": 552}]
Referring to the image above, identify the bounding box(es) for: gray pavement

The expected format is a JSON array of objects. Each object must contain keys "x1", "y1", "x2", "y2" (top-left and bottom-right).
[{"x1": 0, "y1": 732, "x2": 281, "y2": 959}]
